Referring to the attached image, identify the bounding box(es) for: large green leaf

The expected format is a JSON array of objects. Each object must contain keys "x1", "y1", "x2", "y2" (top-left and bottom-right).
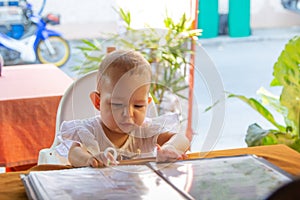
[
  {"x1": 256, "y1": 87, "x2": 295, "y2": 129},
  {"x1": 246, "y1": 123, "x2": 300, "y2": 151},
  {"x1": 257, "y1": 87, "x2": 287, "y2": 117},
  {"x1": 228, "y1": 94, "x2": 286, "y2": 132},
  {"x1": 271, "y1": 36, "x2": 300, "y2": 135},
  {"x1": 245, "y1": 123, "x2": 276, "y2": 146},
  {"x1": 221, "y1": 36, "x2": 300, "y2": 152}
]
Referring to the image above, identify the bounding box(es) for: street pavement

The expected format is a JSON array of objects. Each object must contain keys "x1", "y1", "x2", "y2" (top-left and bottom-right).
[{"x1": 60, "y1": 26, "x2": 300, "y2": 152}]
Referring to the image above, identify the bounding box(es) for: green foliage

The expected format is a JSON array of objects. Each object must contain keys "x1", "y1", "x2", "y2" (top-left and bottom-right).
[
  {"x1": 229, "y1": 36, "x2": 300, "y2": 152},
  {"x1": 72, "y1": 39, "x2": 105, "y2": 74},
  {"x1": 271, "y1": 36, "x2": 300, "y2": 134},
  {"x1": 118, "y1": 8, "x2": 131, "y2": 29},
  {"x1": 228, "y1": 93, "x2": 286, "y2": 132},
  {"x1": 245, "y1": 123, "x2": 296, "y2": 147},
  {"x1": 73, "y1": 8, "x2": 202, "y2": 114}
]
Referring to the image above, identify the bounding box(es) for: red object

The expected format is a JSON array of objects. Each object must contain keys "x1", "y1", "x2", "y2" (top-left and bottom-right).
[{"x1": 45, "y1": 13, "x2": 60, "y2": 25}]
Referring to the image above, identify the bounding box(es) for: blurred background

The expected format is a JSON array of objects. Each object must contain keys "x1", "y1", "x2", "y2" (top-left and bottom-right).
[
  {"x1": 28, "y1": 0, "x2": 300, "y2": 39},
  {"x1": 2, "y1": 0, "x2": 300, "y2": 152}
]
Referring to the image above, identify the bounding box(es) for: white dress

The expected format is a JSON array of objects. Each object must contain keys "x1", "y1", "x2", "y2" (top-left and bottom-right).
[{"x1": 55, "y1": 113, "x2": 180, "y2": 160}]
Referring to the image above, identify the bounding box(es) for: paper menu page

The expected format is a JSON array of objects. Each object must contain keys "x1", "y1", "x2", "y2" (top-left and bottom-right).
[
  {"x1": 148, "y1": 155, "x2": 293, "y2": 200},
  {"x1": 26, "y1": 165, "x2": 188, "y2": 200}
]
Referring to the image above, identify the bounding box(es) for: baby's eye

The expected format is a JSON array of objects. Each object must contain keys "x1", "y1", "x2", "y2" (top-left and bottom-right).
[{"x1": 134, "y1": 104, "x2": 145, "y2": 108}]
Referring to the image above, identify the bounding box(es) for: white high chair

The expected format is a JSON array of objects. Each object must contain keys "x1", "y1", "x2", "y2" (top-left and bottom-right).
[{"x1": 37, "y1": 70, "x2": 158, "y2": 165}]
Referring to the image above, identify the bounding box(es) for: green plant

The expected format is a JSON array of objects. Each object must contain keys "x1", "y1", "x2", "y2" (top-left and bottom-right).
[
  {"x1": 73, "y1": 8, "x2": 202, "y2": 115},
  {"x1": 228, "y1": 36, "x2": 300, "y2": 152}
]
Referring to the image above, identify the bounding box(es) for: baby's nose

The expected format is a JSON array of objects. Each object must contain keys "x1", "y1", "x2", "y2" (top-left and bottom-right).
[{"x1": 122, "y1": 105, "x2": 133, "y2": 117}]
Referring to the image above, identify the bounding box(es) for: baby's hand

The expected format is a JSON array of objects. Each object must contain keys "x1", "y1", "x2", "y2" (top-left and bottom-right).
[
  {"x1": 156, "y1": 144, "x2": 188, "y2": 162},
  {"x1": 87, "y1": 152, "x2": 119, "y2": 168}
]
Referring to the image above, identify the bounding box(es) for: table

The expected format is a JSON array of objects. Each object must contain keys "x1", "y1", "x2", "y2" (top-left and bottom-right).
[
  {"x1": 0, "y1": 64, "x2": 73, "y2": 169},
  {"x1": 0, "y1": 144, "x2": 300, "y2": 200}
]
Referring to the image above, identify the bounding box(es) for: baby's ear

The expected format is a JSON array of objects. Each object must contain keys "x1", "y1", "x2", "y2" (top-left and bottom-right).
[
  {"x1": 90, "y1": 91, "x2": 100, "y2": 110},
  {"x1": 148, "y1": 96, "x2": 152, "y2": 104}
]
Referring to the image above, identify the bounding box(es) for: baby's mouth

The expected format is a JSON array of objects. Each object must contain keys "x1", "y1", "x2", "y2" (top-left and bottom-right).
[{"x1": 118, "y1": 122, "x2": 136, "y2": 131}]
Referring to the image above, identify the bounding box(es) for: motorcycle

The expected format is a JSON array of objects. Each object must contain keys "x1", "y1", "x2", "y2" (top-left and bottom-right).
[{"x1": 0, "y1": 0, "x2": 70, "y2": 67}]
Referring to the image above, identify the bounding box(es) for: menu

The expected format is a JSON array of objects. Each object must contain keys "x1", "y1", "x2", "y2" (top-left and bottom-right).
[{"x1": 21, "y1": 155, "x2": 293, "y2": 200}]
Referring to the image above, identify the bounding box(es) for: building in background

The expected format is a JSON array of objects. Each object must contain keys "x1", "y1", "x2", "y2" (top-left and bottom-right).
[{"x1": 28, "y1": 0, "x2": 300, "y2": 39}]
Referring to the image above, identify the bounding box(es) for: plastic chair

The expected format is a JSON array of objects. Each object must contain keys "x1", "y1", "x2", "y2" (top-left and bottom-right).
[{"x1": 38, "y1": 70, "x2": 158, "y2": 165}]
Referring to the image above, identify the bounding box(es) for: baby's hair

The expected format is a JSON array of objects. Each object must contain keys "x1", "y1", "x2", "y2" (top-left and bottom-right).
[{"x1": 96, "y1": 50, "x2": 151, "y2": 91}]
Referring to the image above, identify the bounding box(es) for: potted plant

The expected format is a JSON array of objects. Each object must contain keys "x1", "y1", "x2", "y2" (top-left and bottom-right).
[
  {"x1": 73, "y1": 8, "x2": 202, "y2": 119},
  {"x1": 227, "y1": 36, "x2": 300, "y2": 152}
]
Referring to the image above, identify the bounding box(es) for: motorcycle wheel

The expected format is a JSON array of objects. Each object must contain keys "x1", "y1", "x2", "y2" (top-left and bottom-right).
[{"x1": 36, "y1": 36, "x2": 70, "y2": 67}]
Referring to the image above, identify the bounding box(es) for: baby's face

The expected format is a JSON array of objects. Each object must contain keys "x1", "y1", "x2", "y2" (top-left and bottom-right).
[{"x1": 99, "y1": 73, "x2": 151, "y2": 134}]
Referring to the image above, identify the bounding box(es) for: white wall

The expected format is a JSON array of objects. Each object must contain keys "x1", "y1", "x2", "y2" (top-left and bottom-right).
[
  {"x1": 250, "y1": 0, "x2": 300, "y2": 28},
  {"x1": 219, "y1": 0, "x2": 300, "y2": 28},
  {"x1": 29, "y1": 0, "x2": 300, "y2": 39},
  {"x1": 29, "y1": 0, "x2": 193, "y2": 39},
  {"x1": 29, "y1": 0, "x2": 119, "y2": 39}
]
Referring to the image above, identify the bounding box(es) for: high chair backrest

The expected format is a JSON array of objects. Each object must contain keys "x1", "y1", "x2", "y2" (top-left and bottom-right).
[
  {"x1": 51, "y1": 70, "x2": 99, "y2": 148},
  {"x1": 37, "y1": 71, "x2": 98, "y2": 165}
]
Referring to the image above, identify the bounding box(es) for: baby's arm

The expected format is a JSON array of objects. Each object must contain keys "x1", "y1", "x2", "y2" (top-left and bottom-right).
[
  {"x1": 156, "y1": 133, "x2": 190, "y2": 162},
  {"x1": 68, "y1": 143, "x2": 118, "y2": 168}
]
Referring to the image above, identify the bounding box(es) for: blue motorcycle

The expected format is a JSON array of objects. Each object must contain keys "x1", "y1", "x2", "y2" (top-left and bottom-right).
[{"x1": 0, "y1": 0, "x2": 70, "y2": 67}]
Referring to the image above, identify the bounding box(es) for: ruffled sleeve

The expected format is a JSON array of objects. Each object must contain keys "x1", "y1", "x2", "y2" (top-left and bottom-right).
[{"x1": 55, "y1": 117, "x2": 101, "y2": 157}]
